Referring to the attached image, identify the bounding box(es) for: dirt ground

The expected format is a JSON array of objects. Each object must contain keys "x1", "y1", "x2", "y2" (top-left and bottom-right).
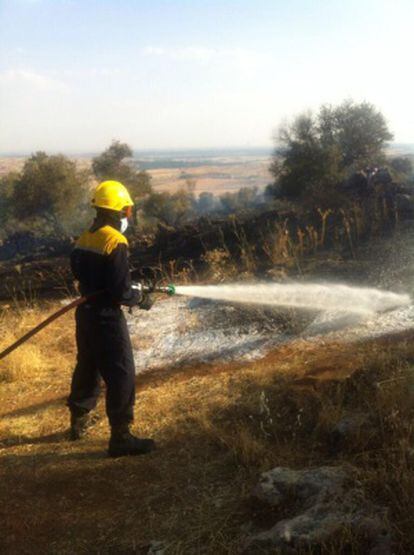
[{"x1": 2, "y1": 303, "x2": 414, "y2": 553}]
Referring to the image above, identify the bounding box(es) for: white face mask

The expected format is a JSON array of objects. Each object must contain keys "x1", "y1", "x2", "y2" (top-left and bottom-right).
[{"x1": 120, "y1": 218, "x2": 129, "y2": 234}]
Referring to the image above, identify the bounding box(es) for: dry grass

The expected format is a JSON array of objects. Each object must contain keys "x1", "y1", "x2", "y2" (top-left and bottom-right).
[
  {"x1": 147, "y1": 160, "x2": 271, "y2": 196},
  {"x1": 0, "y1": 304, "x2": 74, "y2": 384},
  {"x1": 1, "y1": 303, "x2": 414, "y2": 553}
]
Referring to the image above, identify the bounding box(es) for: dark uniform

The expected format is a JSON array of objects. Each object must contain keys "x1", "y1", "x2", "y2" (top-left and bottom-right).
[{"x1": 68, "y1": 221, "x2": 140, "y2": 427}]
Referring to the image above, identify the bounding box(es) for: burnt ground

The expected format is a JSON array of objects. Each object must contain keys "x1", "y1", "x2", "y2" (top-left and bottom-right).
[{"x1": 2, "y1": 304, "x2": 414, "y2": 554}]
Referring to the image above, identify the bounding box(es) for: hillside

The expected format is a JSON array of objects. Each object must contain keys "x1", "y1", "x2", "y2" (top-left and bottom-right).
[
  {"x1": 2, "y1": 302, "x2": 414, "y2": 553},
  {"x1": 1, "y1": 141, "x2": 414, "y2": 553}
]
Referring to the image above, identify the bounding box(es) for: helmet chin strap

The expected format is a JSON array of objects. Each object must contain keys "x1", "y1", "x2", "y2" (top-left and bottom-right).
[{"x1": 123, "y1": 205, "x2": 132, "y2": 219}]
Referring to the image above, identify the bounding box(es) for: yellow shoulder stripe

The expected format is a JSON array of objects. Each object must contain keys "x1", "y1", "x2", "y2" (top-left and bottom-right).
[{"x1": 76, "y1": 225, "x2": 128, "y2": 256}]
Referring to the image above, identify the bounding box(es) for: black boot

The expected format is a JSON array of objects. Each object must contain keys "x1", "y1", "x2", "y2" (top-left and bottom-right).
[
  {"x1": 69, "y1": 411, "x2": 99, "y2": 441},
  {"x1": 108, "y1": 424, "x2": 155, "y2": 457}
]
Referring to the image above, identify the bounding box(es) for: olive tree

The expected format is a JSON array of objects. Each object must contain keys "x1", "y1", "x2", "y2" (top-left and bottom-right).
[
  {"x1": 0, "y1": 171, "x2": 19, "y2": 222},
  {"x1": 269, "y1": 100, "x2": 393, "y2": 201},
  {"x1": 141, "y1": 189, "x2": 196, "y2": 227},
  {"x1": 13, "y1": 152, "x2": 87, "y2": 221},
  {"x1": 92, "y1": 140, "x2": 152, "y2": 202}
]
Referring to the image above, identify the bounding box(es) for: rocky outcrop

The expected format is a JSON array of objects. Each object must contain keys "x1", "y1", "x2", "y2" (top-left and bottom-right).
[
  {"x1": 147, "y1": 540, "x2": 166, "y2": 554},
  {"x1": 329, "y1": 412, "x2": 375, "y2": 453},
  {"x1": 245, "y1": 465, "x2": 391, "y2": 554}
]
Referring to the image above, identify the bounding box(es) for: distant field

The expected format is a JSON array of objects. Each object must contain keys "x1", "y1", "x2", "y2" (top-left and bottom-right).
[
  {"x1": 1, "y1": 143, "x2": 413, "y2": 197},
  {"x1": 0, "y1": 153, "x2": 272, "y2": 196},
  {"x1": 145, "y1": 156, "x2": 271, "y2": 195},
  {"x1": 0, "y1": 157, "x2": 26, "y2": 176}
]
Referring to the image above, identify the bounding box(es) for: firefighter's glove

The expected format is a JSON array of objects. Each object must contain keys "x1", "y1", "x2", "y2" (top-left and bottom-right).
[{"x1": 138, "y1": 293, "x2": 154, "y2": 311}]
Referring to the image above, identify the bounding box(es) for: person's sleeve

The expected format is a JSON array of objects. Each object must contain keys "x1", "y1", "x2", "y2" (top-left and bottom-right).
[
  {"x1": 105, "y1": 243, "x2": 140, "y2": 307},
  {"x1": 70, "y1": 248, "x2": 81, "y2": 281}
]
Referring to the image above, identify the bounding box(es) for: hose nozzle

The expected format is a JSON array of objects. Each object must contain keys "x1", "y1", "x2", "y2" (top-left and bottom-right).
[
  {"x1": 155, "y1": 283, "x2": 176, "y2": 296},
  {"x1": 132, "y1": 282, "x2": 176, "y2": 296}
]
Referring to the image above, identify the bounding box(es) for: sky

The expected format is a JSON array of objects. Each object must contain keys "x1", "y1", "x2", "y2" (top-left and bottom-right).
[{"x1": 0, "y1": 0, "x2": 413, "y2": 153}]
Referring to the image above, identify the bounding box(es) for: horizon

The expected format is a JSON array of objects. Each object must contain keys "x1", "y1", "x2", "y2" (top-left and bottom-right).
[
  {"x1": 0, "y1": 145, "x2": 274, "y2": 157},
  {"x1": 1, "y1": 142, "x2": 414, "y2": 159},
  {"x1": 1, "y1": 0, "x2": 413, "y2": 152}
]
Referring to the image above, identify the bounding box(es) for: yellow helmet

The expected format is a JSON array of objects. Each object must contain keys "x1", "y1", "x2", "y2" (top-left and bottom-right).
[{"x1": 92, "y1": 180, "x2": 134, "y2": 212}]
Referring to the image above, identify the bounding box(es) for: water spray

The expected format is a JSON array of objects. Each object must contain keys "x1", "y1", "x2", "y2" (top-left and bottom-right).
[
  {"x1": 1, "y1": 280, "x2": 410, "y2": 362},
  {"x1": 173, "y1": 283, "x2": 411, "y2": 315}
]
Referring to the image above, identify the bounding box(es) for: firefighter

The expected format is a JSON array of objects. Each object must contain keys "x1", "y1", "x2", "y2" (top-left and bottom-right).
[{"x1": 67, "y1": 180, "x2": 155, "y2": 457}]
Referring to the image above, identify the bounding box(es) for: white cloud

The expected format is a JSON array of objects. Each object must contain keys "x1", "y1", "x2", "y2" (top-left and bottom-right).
[
  {"x1": 142, "y1": 45, "x2": 260, "y2": 67},
  {"x1": 88, "y1": 68, "x2": 121, "y2": 77},
  {"x1": 0, "y1": 69, "x2": 69, "y2": 93},
  {"x1": 142, "y1": 46, "x2": 167, "y2": 57},
  {"x1": 58, "y1": 67, "x2": 121, "y2": 78},
  {"x1": 143, "y1": 46, "x2": 217, "y2": 62}
]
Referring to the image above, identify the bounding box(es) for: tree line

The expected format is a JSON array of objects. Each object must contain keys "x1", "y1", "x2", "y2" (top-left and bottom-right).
[
  {"x1": 0, "y1": 100, "x2": 412, "y2": 243},
  {"x1": 0, "y1": 140, "x2": 267, "y2": 239}
]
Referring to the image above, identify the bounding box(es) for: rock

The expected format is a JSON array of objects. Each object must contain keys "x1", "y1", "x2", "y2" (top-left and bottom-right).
[
  {"x1": 395, "y1": 193, "x2": 414, "y2": 217},
  {"x1": 147, "y1": 540, "x2": 166, "y2": 554},
  {"x1": 329, "y1": 412, "x2": 374, "y2": 453},
  {"x1": 252, "y1": 466, "x2": 351, "y2": 507},
  {"x1": 244, "y1": 466, "x2": 391, "y2": 554},
  {"x1": 265, "y1": 267, "x2": 288, "y2": 281}
]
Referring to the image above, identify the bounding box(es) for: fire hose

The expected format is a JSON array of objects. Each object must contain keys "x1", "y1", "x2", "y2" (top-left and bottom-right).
[{"x1": 0, "y1": 283, "x2": 175, "y2": 362}]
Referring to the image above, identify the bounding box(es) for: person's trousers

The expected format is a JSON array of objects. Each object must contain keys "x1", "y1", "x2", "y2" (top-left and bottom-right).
[{"x1": 67, "y1": 304, "x2": 135, "y2": 427}]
